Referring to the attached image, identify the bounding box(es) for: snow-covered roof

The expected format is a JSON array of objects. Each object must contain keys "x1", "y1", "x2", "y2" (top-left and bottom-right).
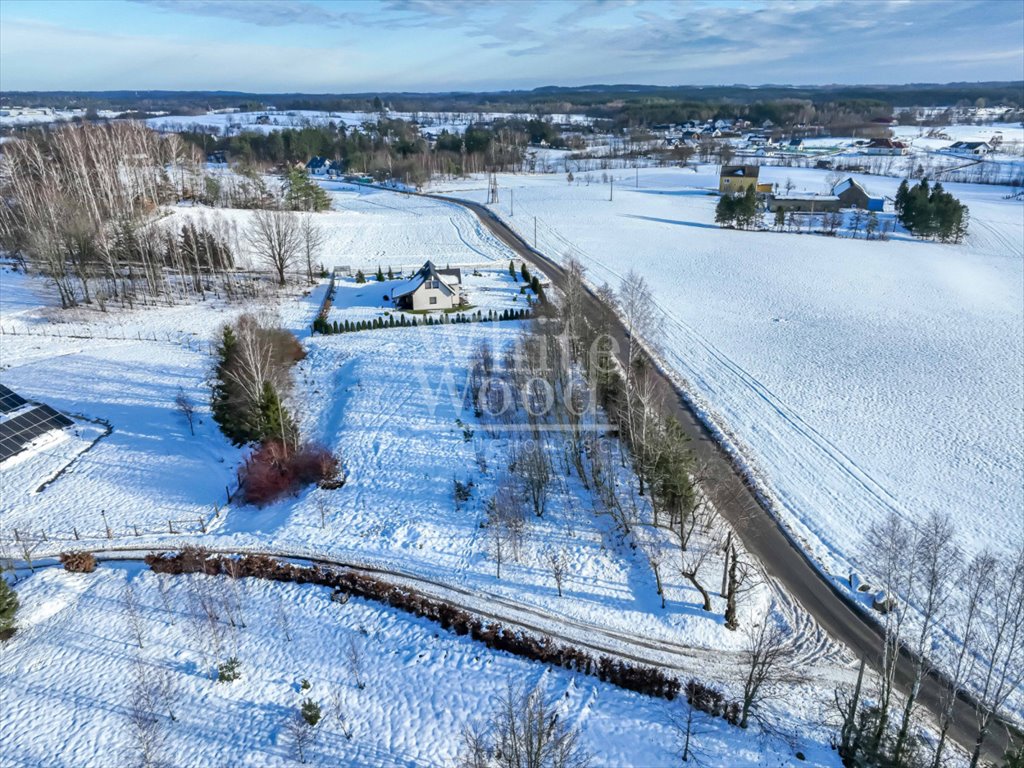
[
  {"x1": 772, "y1": 194, "x2": 840, "y2": 202},
  {"x1": 832, "y1": 178, "x2": 862, "y2": 196},
  {"x1": 391, "y1": 260, "x2": 459, "y2": 299}
]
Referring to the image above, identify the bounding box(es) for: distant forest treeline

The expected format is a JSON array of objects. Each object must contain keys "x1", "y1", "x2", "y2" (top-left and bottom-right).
[{"x1": 3, "y1": 81, "x2": 1022, "y2": 118}]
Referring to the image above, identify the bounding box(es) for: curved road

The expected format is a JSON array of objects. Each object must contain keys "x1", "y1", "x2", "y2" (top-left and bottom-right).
[{"x1": 429, "y1": 192, "x2": 1019, "y2": 764}]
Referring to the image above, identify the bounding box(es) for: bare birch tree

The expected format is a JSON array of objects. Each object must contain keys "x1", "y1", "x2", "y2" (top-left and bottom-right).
[
  {"x1": 246, "y1": 208, "x2": 301, "y2": 285},
  {"x1": 932, "y1": 551, "x2": 996, "y2": 768},
  {"x1": 460, "y1": 682, "x2": 592, "y2": 768},
  {"x1": 123, "y1": 580, "x2": 146, "y2": 649},
  {"x1": 969, "y1": 544, "x2": 1024, "y2": 768},
  {"x1": 299, "y1": 213, "x2": 325, "y2": 284},
  {"x1": 892, "y1": 512, "x2": 958, "y2": 765}
]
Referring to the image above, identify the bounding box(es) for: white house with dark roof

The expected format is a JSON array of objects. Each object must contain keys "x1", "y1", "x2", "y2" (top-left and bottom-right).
[
  {"x1": 945, "y1": 141, "x2": 992, "y2": 156},
  {"x1": 306, "y1": 156, "x2": 334, "y2": 175},
  {"x1": 390, "y1": 261, "x2": 465, "y2": 311}
]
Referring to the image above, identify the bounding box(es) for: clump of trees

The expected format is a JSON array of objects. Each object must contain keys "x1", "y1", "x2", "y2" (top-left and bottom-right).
[
  {"x1": 210, "y1": 313, "x2": 343, "y2": 504},
  {"x1": 714, "y1": 186, "x2": 760, "y2": 229},
  {"x1": 0, "y1": 123, "x2": 287, "y2": 307},
  {"x1": 211, "y1": 313, "x2": 303, "y2": 447},
  {"x1": 895, "y1": 178, "x2": 969, "y2": 242},
  {"x1": 832, "y1": 512, "x2": 1024, "y2": 768},
  {"x1": 283, "y1": 168, "x2": 331, "y2": 212}
]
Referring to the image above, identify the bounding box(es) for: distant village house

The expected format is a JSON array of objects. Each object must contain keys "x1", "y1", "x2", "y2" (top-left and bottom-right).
[
  {"x1": 863, "y1": 138, "x2": 908, "y2": 156},
  {"x1": 306, "y1": 156, "x2": 334, "y2": 176},
  {"x1": 946, "y1": 141, "x2": 991, "y2": 156}
]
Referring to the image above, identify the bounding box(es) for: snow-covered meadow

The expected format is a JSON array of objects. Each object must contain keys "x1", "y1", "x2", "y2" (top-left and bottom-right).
[
  {"x1": 0, "y1": 564, "x2": 837, "y2": 767},
  {"x1": 0, "y1": 176, "x2": 850, "y2": 765},
  {"x1": 428, "y1": 166, "x2": 1024, "y2": 602},
  {"x1": 161, "y1": 183, "x2": 513, "y2": 274}
]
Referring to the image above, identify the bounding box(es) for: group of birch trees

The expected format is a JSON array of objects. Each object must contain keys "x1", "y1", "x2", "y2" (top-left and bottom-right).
[
  {"x1": 835, "y1": 511, "x2": 1024, "y2": 767},
  {"x1": 0, "y1": 122, "x2": 233, "y2": 307},
  {"x1": 0, "y1": 122, "x2": 330, "y2": 309}
]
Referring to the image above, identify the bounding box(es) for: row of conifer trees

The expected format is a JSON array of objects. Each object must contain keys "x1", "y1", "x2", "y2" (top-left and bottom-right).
[{"x1": 312, "y1": 307, "x2": 533, "y2": 334}]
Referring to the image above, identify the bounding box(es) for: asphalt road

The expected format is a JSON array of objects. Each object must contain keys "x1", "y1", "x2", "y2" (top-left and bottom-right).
[{"x1": 433, "y1": 193, "x2": 1019, "y2": 765}]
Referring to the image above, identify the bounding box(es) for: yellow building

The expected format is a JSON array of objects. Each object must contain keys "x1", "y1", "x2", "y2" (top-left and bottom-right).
[{"x1": 719, "y1": 165, "x2": 760, "y2": 194}]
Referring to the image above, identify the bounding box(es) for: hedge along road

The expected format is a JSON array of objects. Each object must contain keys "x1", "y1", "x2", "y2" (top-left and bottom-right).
[{"x1": 422, "y1": 190, "x2": 1019, "y2": 763}]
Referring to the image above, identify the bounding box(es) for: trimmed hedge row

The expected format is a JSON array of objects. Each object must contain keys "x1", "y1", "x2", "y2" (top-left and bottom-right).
[
  {"x1": 312, "y1": 307, "x2": 533, "y2": 335},
  {"x1": 145, "y1": 548, "x2": 681, "y2": 701}
]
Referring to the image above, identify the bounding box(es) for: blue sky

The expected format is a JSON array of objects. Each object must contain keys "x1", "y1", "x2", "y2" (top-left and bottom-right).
[{"x1": 1, "y1": 0, "x2": 1022, "y2": 92}]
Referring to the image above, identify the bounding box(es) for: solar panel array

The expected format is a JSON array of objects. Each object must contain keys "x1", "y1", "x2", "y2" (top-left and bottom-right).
[
  {"x1": 0, "y1": 384, "x2": 27, "y2": 414},
  {"x1": 0, "y1": 404, "x2": 74, "y2": 462}
]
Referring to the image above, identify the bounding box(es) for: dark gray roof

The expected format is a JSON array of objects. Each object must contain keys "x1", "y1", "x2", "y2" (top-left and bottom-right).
[{"x1": 391, "y1": 261, "x2": 460, "y2": 299}]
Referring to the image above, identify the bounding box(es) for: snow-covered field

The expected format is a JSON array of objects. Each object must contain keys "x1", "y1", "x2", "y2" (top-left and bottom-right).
[
  {"x1": 145, "y1": 109, "x2": 593, "y2": 137},
  {"x1": 1, "y1": 184, "x2": 837, "y2": 663},
  {"x1": 0, "y1": 564, "x2": 836, "y2": 767},
  {"x1": 427, "y1": 166, "x2": 1024, "y2": 602},
  {"x1": 162, "y1": 183, "x2": 512, "y2": 274},
  {"x1": 0, "y1": 180, "x2": 852, "y2": 764}
]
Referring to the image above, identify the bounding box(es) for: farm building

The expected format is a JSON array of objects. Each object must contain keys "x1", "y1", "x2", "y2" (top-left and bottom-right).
[
  {"x1": 767, "y1": 194, "x2": 841, "y2": 213},
  {"x1": 832, "y1": 178, "x2": 885, "y2": 211},
  {"x1": 390, "y1": 261, "x2": 465, "y2": 311}
]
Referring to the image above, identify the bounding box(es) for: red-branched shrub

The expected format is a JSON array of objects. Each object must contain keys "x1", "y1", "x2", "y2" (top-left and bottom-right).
[
  {"x1": 59, "y1": 551, "x2": 96, "y2": 573},
  {"x1": 242, "y1": 440, "x2": 343, "y2": 505}
]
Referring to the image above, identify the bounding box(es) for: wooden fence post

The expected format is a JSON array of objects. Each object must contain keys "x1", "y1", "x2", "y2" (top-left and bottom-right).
[
  {"x1": 198, "y1": 517, "x2": 207, "y2": 534},
  {"x1": 73, "y1": 527, "x2": 79, "y2": 540},
  {"x1": 168, "y1": 520, "x2": 175, "y2": 534}
]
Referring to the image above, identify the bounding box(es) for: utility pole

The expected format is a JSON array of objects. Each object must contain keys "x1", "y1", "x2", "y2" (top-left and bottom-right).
[
  {"x1": 487, "y1": 172, "x2": 499, "y2": 205},
  {"x1": 533, "y1": 216, "x2": 537, "y2": 248},
  {"x1": 636, "y1": 166, "x2": 639, "y2": 188},
  {"x1": 510, "y1": 188, "x2": 514, "y2": 216},
  {"x1": 609, "y1": 178, "x2": 614, "y2": 202}
]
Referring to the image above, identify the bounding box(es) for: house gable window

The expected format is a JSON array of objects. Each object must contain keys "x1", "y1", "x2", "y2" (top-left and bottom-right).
[{"x1": 429, "y1": 296, "x2": 437, "y2": 305}]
